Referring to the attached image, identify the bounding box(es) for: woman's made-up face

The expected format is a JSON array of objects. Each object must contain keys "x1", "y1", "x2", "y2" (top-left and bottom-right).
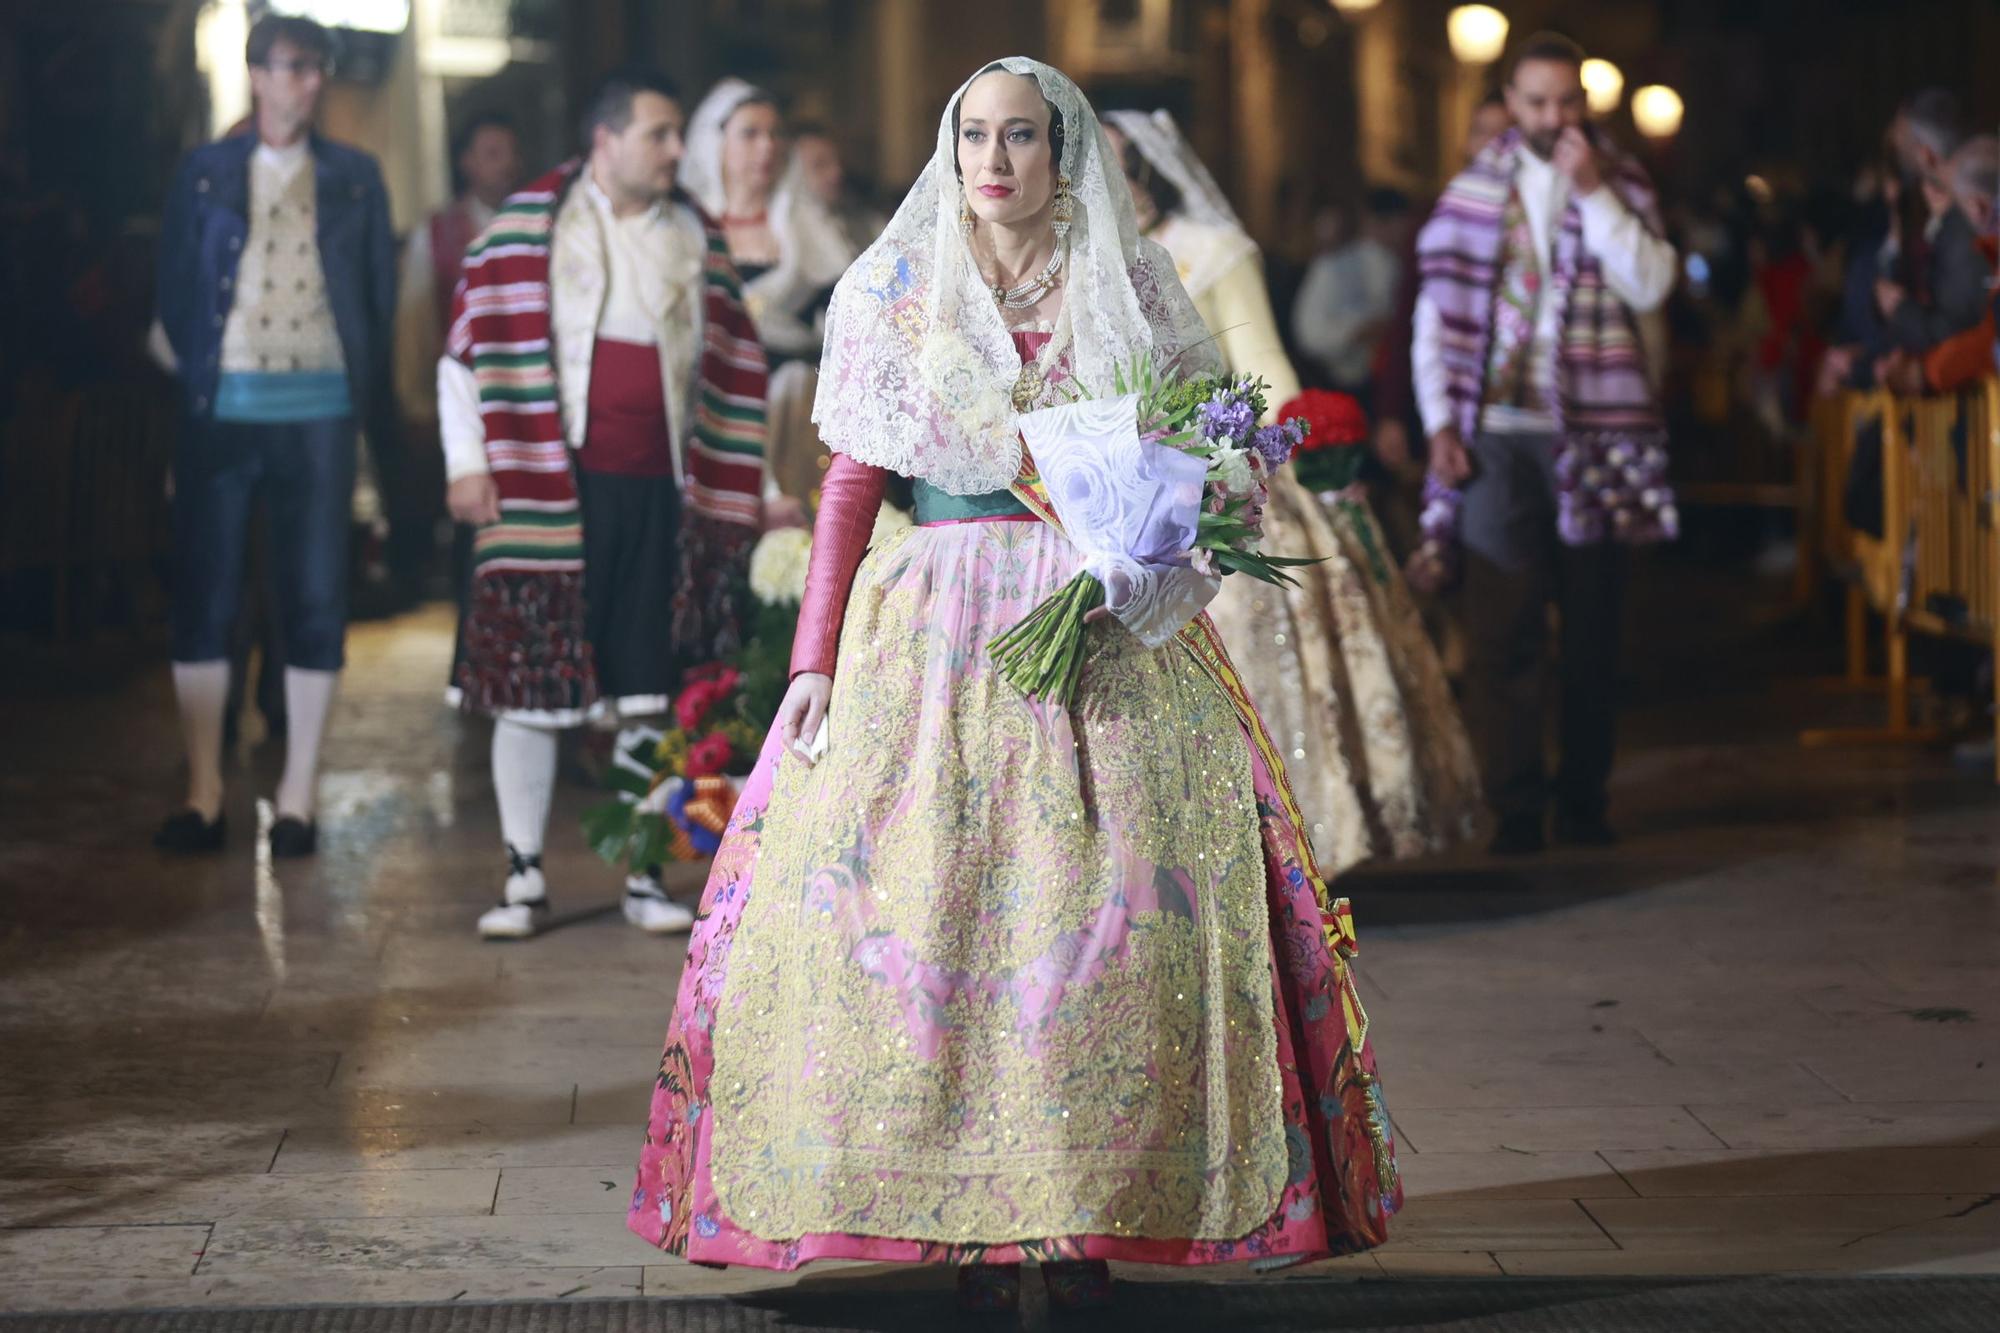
[
  {"x1": 722, "y1": 100, "x2": 786, "y2": 201},
  {"x1": 956, "y1": 71, "x2": 1057, "y2": 230}
]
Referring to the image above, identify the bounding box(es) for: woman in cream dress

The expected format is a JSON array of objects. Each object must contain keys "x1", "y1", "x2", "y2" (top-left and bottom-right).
[{"x1": 1104, "y1": 110, "x2": 1480, "y2": 874}]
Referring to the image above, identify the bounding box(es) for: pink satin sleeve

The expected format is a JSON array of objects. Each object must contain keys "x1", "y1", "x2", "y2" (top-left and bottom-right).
[{"x1": 788, "y1": 453, "x2": 889, "y2": 680}]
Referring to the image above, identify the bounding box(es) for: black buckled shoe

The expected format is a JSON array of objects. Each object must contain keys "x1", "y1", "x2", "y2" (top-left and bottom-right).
[
  {"x1": 154, "y1": 809, "x2": 227, "y2": 854},
  {"x1": 268, "y1": 816, "x2": 318, "y2": 858}
]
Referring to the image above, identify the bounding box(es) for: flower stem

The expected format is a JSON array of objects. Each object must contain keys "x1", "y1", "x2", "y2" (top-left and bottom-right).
[{"x1": 989, "y1": 573, "x2": 1105, "y2": 708}]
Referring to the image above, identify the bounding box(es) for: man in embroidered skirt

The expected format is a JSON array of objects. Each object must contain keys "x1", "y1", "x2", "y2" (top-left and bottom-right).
[
  {"x1": 438, "y1": 69, "x2": 770, "y2": 938},
  {"x1": 1412, "y1": 32, "x2": 1677, "y2": 855},
  {"x1": 153, "y1": 14, "x2": 400, "y2": 859}
]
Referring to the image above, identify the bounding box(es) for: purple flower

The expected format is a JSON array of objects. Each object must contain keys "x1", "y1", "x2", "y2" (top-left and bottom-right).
[
  {"x1": 1251, "y1": 421, "x2": 1304, "y2": 467},
  {"x1": 1199, "y1": 391, "x2": 1257, "y2": 445}
]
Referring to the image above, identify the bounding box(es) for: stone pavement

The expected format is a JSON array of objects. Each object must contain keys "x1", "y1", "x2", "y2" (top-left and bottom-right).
[{"x1": 2, "y1": 581, "x2": 1998, "y2": 1315}]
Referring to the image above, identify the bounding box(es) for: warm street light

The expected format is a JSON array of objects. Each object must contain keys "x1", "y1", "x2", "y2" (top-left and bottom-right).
[
  {"x1": 1581, "y1": 58, "x2": 1625, "y2": 116},
  {"x1": 1330, "y1": 0, "x2": 1383, "y2": 12},
  {"x1": 1631, "y1": 84, "x2": 1685, "y2": 139},
  {"x1": 1447, "y1": 5, "x2": 1510, "y2": 66}
]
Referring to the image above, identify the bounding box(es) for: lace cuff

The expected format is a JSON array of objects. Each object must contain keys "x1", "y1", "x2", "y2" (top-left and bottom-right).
[{"x1": 789, "y1": 453, "x2": 888, "y2": 679}]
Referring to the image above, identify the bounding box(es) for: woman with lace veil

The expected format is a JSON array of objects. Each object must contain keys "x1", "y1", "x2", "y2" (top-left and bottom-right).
[
  {"x1": 682, "y1": 79, "x2": 861, "y2": 511},
  {"x1": 1105, "y1": 110, "x2": 1481, "y2": 876},
  {"x1": 629, "y1": 60, "x2": 1401, "y2": 1314}
]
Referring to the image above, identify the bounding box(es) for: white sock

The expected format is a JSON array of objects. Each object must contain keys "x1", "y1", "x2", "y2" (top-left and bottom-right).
[
  {"x1": 171, "y1": 660, "x2": 230, "y2": 821},
  {"x1": 275, "y1": 667, "x2": 339, "y2": 820},
  {"x1": 493, "y1": 718, "x2": 559, "y2": 902}
]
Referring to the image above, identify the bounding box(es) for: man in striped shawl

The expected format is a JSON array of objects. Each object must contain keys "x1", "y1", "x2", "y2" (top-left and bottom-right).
[
  {"x1": 1412, "y1": 33, "x2": 1676, "y2": 856},
  {"x1": 438, "y1": 69, "x2": 771, "y2": 939}
]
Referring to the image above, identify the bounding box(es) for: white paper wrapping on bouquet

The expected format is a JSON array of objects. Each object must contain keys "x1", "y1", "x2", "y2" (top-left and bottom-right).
[{"x1": 1018, "y1": 394, "x2": 1219, "y2": 648}]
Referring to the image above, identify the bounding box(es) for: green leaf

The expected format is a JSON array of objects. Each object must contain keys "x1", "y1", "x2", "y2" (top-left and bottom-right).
[
  {"x1": 604, "y1": 765, "x2": 653, "y2": 799},
  {"x1": 630, "y1": 817, "x2": 671, "y2": 870},
  {"x1": 582, "y1": 799, "x2": 637, "y2": 865}
]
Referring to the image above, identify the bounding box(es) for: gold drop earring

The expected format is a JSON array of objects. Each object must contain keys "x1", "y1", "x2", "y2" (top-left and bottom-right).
[{"x1": 1050, "y1": 174, "x2": 1074, "y2": 242}]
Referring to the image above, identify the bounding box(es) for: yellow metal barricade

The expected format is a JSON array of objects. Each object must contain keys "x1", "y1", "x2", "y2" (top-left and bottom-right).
[{"x1": 1802, "y1": 378, "x2": 2000, "y2": 771}]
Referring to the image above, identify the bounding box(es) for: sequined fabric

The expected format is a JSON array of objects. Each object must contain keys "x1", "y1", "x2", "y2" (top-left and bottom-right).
[
  {"x1": 719, "y1": 520, "x2": 1284, "y2": 1240},
  {"x1": 629, "y1": 517, "x2": 1404, "y2": 1269},
  {"x1": 1206, "y1": 471, "x2": 1481, "y2": 875}
]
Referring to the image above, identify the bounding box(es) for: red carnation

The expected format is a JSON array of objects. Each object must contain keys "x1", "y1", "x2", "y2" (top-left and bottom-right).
[
  {"x1": 673, "y1": 670, "x2": 740, "y2": 732},
  {"x1": 682, "y1": 662, "x2": 737, "y2": 687},
  {"x1": 684, "y1": 733, "x2": 736, "y2": 778},
  {"x1": 1280, "y1": 389, "x2": 1369, "y2": 453}
]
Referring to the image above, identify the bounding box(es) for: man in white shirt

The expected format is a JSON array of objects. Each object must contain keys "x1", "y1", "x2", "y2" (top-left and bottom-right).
[
  {"x1": 1411, "y1": 33, "x2": 1677, "y2": 855},
  {"x1": 439, "y1": 71, "x2": 771, "y2": 940}
]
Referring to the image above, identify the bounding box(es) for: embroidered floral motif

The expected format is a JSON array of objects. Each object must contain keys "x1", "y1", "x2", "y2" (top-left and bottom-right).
[
  {"x1": 708, "y1": 523, "x2": 1285, "y2": 1242},
  {"x1": 627, "y1": 525, "x2": 1404, "y2": 1270}
]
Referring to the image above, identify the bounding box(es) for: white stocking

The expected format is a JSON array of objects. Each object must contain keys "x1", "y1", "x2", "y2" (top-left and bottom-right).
[
  {"x1": 171, "y1": 660, "x2": 230, "y2": 821},
  {"x1": 492, "y1": 718, "x2": 560, "y2": 899},
  {"x1": 275, "y1": 667, "x2": 338, "y2": 820}
]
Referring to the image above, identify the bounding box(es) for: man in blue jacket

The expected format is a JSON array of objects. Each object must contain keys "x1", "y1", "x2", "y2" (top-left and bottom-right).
[{"x1": 154, "y1": 14, "x2": 397, "y2": 857}]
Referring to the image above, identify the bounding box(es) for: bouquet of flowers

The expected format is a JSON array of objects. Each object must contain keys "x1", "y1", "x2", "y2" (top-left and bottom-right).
[
  {"x1": 988, "y1": 360, "x2": 1316, "y2": 707},
  {"x1": 1284, "y1": 388, "x2": 1372, "y2": 495},
  {"x1": 1404, "y1": 476, "x2": 1463, "y2": 596},
  {"x1": 581, "y1": 663, "x2": 769, "y2": 869}
]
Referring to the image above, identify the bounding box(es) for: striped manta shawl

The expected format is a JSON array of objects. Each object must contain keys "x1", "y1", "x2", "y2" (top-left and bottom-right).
[
  {"x1": 1417, "y1": 129, "x2": 1665, "y2": 444},
  {"x1": 446, "y1": 162, "x2": 768, "y2": 716}
]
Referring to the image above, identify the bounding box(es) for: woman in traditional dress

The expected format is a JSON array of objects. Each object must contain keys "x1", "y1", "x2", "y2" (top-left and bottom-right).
[
  {"x1": 1103, "y1": 110, "x2": 1482, "y2": 875},
  {"x1": 682, "y1": 79, "x2": 860, "y2": 511},
  {"x1": 629, "y1": 60, "x2": 1401, "y2": 1314}
]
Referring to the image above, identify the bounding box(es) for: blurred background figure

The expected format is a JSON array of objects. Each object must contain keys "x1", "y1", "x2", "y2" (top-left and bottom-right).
[
  {"x1": 1293, "y1": 185, "x2": 1412, "y2": 397},
  {"x1": 1464, "y1": 89, "x2": 1514, "y2": 166},
  {"x1": 1822, "y1": 88, "x2": 1975, "y2": 398},
  {"x1": 1874, "y1": 131, "x2": 1998, "y2": 397},
  {"x1": 790, "y1": 121, "x2": 887, "y2": 255},
  {"x1": 394, "y1": 112, "x2": 525, "y2": 606},
  {"x1": 680, "y1": 80, "x2": 857, "y2": 516},
  {"x1": 152, "y1": 13, "x2": 398, "y2": 860}
]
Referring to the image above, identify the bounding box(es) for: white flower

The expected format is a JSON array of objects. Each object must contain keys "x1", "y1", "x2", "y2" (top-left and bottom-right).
[
  {"x1": 1211, "y1": 447, "x2": 1256, "y2": 498},
  {"x1": 749, "y1": 526, "x2": 813, "y2": 606},
  {"x1": 870, "y1": 503, "x2": 912, "y2": 545}
]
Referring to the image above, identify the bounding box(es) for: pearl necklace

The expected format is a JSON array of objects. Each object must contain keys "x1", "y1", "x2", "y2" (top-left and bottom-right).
[{"x1": 984, "y1": 243, "x2": 1066, "y2": 310}]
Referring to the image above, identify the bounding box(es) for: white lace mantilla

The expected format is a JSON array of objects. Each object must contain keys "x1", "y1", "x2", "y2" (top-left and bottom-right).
[
  {"x1": 1102, "y1": 109, "x2": 1260, "y2": 301},
  {"x1": 811, "y1": 57, "x2": 1218, "y2": 497}
]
